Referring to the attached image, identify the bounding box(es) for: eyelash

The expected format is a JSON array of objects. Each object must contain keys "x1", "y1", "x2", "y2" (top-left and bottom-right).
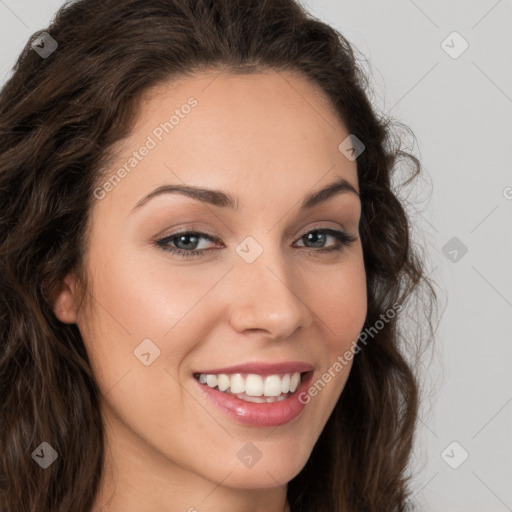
[{"x1": 155, "y1": 228, "x2": 357, "y2": 259}]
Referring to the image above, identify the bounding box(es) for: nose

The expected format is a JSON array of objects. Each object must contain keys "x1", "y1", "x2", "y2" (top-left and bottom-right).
[{"x1": 226, "y1": 245, "x2": 314, "y2": 340}]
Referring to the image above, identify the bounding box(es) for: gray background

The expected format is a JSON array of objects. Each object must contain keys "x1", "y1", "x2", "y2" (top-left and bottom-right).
[{"x1": 1, "y1": 1, "x2": 511, "y2": 510}]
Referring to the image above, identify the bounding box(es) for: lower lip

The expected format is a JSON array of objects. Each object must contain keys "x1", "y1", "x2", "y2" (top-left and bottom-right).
[{"x1": 195, "y1": 372, "x2": 314, "y2": 427}]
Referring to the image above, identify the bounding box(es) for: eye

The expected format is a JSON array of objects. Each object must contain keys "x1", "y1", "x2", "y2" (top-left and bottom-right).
[
  {"x1": 155, "y1": 231, "x2": 220, "y2": 258},
  {"x1": 294, "y1": 228, "x2": 357, "y2": 252},
  {"x1": 155, "y1": 228, "x2": 357, "y2": 259}
]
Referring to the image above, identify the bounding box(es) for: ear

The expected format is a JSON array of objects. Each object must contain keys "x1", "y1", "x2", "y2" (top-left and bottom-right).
[{"x1": 52, "y1": 272, "x2": 79, "y2": 324}]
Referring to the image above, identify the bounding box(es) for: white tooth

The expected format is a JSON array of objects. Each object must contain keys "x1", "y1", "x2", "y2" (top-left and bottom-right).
[
  {"x1": 239, "y1": 393, "x2": 265, "y2": 403},
  {"x1": 230, "y1": 373, "x2": 245, "y2": 394},
  {"x1": 281, "y1": 374, "x2": 291, "y2": 393},
  {"x1": 206, "y1": 374, "x2": 218, "y2": 388},
  {"x1": 263, "y1": 375, "x2": 282, "y2": 396},
  {"x1": 245, "y1": 374, "x2": 264, "y2": 396},
  {"x1": 265, "y1": 396, "x2": 278, "y2": 403},
  {"x1": 289, "y1": 372, "x2": 301, "y2": 393},
  {"x1": 199, "y1": 374, "x2": 207, "y2": 384},
  {"x1": 217, "y1": 374, "x2": 230, "y2": 392},
  {"x1": 277, "y1": 395, "x2": 286, "y2": 401}
]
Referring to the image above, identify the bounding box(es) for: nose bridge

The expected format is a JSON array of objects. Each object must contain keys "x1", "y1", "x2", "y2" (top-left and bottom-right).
[{"x1": 227, "y1": 234, "x2": 312, "y2": 338}]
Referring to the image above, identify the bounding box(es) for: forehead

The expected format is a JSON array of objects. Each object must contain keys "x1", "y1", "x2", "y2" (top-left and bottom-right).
[
  {"x1": 95, "y1": 69, "x2": 359, "y2": 217},
  {"x1": 131, "y1": 68, "x2": 351, "y2": 157}
]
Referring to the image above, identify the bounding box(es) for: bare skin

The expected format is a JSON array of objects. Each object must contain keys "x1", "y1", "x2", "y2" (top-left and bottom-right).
[{"x1": 53, "y1": 69, "x2": 367, "y2": 512}]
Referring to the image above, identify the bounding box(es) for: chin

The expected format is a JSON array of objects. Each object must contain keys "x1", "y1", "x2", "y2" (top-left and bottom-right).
[{"x1": 202, "y1": 446, "x2": 310, "y2": 490}]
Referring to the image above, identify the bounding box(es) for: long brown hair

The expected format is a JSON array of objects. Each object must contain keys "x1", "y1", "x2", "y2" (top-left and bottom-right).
[{"x1": 0, "y1": 1, "x2": 439, "y2": 510}]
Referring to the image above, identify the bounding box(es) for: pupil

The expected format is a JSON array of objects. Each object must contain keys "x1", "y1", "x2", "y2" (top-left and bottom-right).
[
  {"x1": 306, "y1": 232, "x2": 325, "y2": 248},
  {"x1": 177, "y1": 234, "x2": 198, "y2": 250}
]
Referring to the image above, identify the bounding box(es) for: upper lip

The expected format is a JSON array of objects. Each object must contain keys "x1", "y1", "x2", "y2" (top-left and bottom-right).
[{"x1": 193, "y1": 361, "x2": 314, "y2": 375}]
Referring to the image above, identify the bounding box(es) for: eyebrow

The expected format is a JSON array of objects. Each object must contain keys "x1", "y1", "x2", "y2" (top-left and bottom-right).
[{"x1": 131, "y1": 176, "x2": 360, "y2": 213}]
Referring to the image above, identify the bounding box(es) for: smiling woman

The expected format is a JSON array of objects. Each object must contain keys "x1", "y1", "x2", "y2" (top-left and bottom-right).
[{"x1": 0, "y1": 1, "x2": 438, "y2": 512}]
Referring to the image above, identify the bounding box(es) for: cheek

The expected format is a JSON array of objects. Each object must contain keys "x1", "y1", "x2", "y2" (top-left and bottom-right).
[
  {"x1": 302, "y1": 252, "x2": 367, "y2": 401},
  {"x1": 297, "y1": 256, "x2": 366, "y2": 421},
  {"x1": 79, "y1": 241, "x2": 229, "y2": 387},
  {"x1": 85, "y1": 239, "x2": 224, "y2": 339},
  {"x1": 306, "y1": 251, "x2": 367, "y2": 347}
]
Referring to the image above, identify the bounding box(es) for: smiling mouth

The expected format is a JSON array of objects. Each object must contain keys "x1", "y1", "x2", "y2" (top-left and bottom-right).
[{"x1": 193, "y1": 371, "x2": 312, "y2": 403}]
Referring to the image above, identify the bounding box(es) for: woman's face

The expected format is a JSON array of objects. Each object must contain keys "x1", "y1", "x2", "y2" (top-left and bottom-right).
[{"x1": 55, "y1": 70, "x2": 367, "y2": 504}]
